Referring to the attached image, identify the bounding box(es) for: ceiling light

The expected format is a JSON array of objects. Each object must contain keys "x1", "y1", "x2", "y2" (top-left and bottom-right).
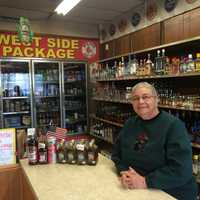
[{"x1": 55, "y1": 0, "x2": 81, "y2": 15}]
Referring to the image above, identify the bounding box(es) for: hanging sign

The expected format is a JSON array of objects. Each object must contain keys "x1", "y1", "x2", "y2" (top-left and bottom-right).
[
  {"x1": 0, "y1": 128, "x2": 16, "y2": 165},
  {"x1": 16, "y1": 17, "x2": 34, "y2": 43},
  {"x1": 0, "y1": 31, "x2": 99, "y2": 63}
]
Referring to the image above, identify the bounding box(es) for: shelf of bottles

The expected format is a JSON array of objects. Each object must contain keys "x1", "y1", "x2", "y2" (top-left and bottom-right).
[
  {"x1": 0, "y1": 60, "x2": 32, "y2": 129},
  {"x1": 63, "y1": 62, "x2": 88, "y2": 135},
  {"x1": 33, "y1": 61, "x2": 61, "y2": 129},
  {"x1": 90, "y1": 117, "x2": 121, "y2": 145},
  {"x1": 91, "y1": 50, "x2": 200, "y2": 82}
]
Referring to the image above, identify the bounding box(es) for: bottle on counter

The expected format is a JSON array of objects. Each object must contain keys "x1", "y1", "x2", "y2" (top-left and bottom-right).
[
  {"x1": 76, "y1": 139, "x2": 87, "y2": 165},
  {"x1": 47, "y1": 136, "x2": 56, "y2": 164},
  {"x1": 57, "y1": 139, "x2": 67, "y2": 164},
  {"x1": 37, "y1": 132, "x2": 48, "y2": 164},
  {"x1": 87, "y1": 139, "x2": 98, "y2": 165},
  {"x1": 27, "y1": 128, "x2": 38, "y2": 165},
  {"x1": 66, "y1": 139, "x2": 76, "y2": 164}
]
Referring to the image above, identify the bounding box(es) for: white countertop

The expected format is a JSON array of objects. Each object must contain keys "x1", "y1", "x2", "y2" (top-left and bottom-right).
[{"x1": 20, "y1": 154, "x2": 176, "y2": 200}]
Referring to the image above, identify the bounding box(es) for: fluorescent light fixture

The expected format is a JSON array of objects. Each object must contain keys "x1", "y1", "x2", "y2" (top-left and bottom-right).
[{"x1": 55, "y1": 0, "x2": 81, "y2": 15}]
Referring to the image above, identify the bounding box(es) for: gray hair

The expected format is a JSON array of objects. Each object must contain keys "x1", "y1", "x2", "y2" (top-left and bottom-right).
[{"x1": 131, "y1": 82, "x2": 158, "y2": 97}]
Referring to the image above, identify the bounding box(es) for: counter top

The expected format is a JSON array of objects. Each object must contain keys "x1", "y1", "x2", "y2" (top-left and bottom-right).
[{"x1": 20, "y1": 154, "x2": 176, "y2": 200}]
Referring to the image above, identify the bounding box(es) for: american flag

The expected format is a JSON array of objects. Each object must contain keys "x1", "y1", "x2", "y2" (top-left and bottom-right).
[
  {"x1": 46, "y1": 127, "x2": 67, "y2": 141},
  {"x1": 55, "y1": 127, "x2": 67, "y2": 140}
]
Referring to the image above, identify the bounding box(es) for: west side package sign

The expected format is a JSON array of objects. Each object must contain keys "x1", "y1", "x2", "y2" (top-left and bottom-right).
[{"x1": 0, "y1": 31, "x2": 99, "y2": 63}]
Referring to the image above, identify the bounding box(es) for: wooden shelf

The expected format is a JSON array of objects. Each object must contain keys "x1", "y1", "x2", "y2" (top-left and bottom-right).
[
  {"x1": 192, "y1": 143, "x2": 200, "y2": 149},
  {"x1": 90, "y1": 115, "x2": 123, "y2": 127},
  {"x1": 95, "y1": 72, "x2": 200, "y2": 82},
  {"x1": 92, "y1": 98, "x2": 200, "y2": 112}
]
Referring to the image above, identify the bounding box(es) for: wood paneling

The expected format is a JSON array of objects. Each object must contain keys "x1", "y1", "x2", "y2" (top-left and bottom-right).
[
  {"x1": 131, "y1": 23, "x2": 161, "y2": 52},
  {"x1": 163, "y1": 14, "x2": 184, "y2": 44},
  {"x1": 20, "y1": 168, "x2": 38, "y2": 200},
  {"x1": 114, "y1": 34, "x2": 131, "y2": 56},
  {"x1": 0, "y1": 164, "x2": 22, "y2": 200},
  {"x1": 183, "y1": 7, "x2": 200, "y2": 39},
  {"x1": 100, "y1": 40, "x2": 116, "y2": 59}
]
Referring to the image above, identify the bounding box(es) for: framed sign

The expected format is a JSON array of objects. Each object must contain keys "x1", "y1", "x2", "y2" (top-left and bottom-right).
[{"x1": 0, "y1": 128, "x2": 16, "y2": 165}]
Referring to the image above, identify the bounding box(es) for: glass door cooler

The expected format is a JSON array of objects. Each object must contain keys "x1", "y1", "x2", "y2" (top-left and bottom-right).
[
  {"x1": 0, "y1": 59, "x2": 32, "y2": 129},
  {"x1": 62, "y1": 62, "x2": 88, "y2": 135},
  {"x1": 32, "y1": 61, "x2": 62, "y2": 129}
]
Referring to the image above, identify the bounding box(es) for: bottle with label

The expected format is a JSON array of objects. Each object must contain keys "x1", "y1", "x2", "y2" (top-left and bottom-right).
[
  {"x1": 195, "y1": 53, "x2": 200, "y2": 72},
  {"x1": 193, "y1": 154, "x2": 198, "y2": 176},
  {"x1": 186, "y1": 54, "x2": 195, "y2": 72},
  {"x1": 145, "y1": 54, "x2": 153, "y2": 75},
  {"x1": 27, "y1": 128, "x2": 38, "y2": 165},
  {"x1": 155, "y1": 50, "x2": 162, "y2": 75},
  {"x1": 129, "y1": 54, "x2": 138, "y2": 75},
  {"x1": 66, "y1": 139, "x2": 76, "y2": 164},
  {"x1": 38, "y1": 141, "x2": 48, "y2": 164},
  {"x1": 87, "y1": 139, "x2": 98, "y2": 165},
  {"x1": 76, "y1": 139, "x2": 87, "y2": 165},
  {"x1": 57, "y1": 139, "x2": 67, "y2": 164}
]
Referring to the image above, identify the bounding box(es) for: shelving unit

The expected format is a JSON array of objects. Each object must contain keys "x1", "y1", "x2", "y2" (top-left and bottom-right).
[
  {"x1": 0, "y1": 59, "x2": 32, "y2": 129},
  {"x1": 32, "y1": 61, "x2": 61, "y2": 129},
  {"x1": 62, "y1": 62, "x2": 88, "y2": 135}
]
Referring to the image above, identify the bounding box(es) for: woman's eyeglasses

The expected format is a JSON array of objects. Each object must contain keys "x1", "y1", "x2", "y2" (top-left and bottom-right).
[{"x1": 131, "y1": 95, "x2": 156, "y2": 102}]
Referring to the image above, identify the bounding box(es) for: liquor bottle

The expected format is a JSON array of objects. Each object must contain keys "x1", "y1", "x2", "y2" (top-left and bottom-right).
[
  {"x1": 161, "y1": 49, "x2": 167, "y2": 75},
  {"x1": 145, "y1": 54, "x2": 153, "y2": 75},
  {"x1": 155, "y1": 50, "x2": 162, "y2": 75},
  {"x1": 66, "y1": 139, "x2": 76, "y2": 164},
  {"x1": 87, "y1": 139, "x2": 98, "y2": 165},
  {"x1": 129, "y1": 55, "x2": 138, "y2": 75},
  {"x1": 195, "y1": 53, "x2": 200, "y2": 72},
  {"x1": 121, "y1": 57, "x2": 125, "y2": 77},
  {"x1": 57, "y1": 139, "x2": 66, "y2": 164},
  {"x1": 27, "y1": 128, "x2": 38, "y2": 165},
  {"x1": 76, "y1": 139, "x2": 87, "y2": 165},
  {"x1": 193, "y1": 155, "x2": 198, "y2": 176},
  {"x1": 187, "y1": 54, "x2": 195, "y2": 72}
]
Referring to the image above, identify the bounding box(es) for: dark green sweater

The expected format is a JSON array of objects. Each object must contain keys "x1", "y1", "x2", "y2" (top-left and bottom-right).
[{"x1": 111, "y1": 111, "x2": 197, "y2": 200}]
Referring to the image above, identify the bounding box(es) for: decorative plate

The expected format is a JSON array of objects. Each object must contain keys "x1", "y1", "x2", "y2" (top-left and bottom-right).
[
  {"x1": 185, "y1": 0, "x2": 197, "y2": 3},
  {"x1": 109, "y1": 24, "x2": 116, "y2": 36},
  {"x1": 118, "y1": 19, "x2": 127, "y2": 33},
  {"x1": 164, "y1": 0, "x2": 178, "y2": 12},
  {"x1": 146, "y1": 0, "x2": 157, "y2": 21},
  {"x1": 131, "y1": 12, "x2": 141, "y2": 27}
]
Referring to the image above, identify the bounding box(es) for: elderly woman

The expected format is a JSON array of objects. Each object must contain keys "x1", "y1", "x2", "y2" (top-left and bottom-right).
[{"x1": 111, "y1": 82, "x2": 197, "y2": 200}]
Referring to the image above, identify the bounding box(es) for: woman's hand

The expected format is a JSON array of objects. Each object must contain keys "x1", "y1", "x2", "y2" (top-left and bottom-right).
[{"x1": 119, "y1": 167, "x2": 147, "y2": 189}]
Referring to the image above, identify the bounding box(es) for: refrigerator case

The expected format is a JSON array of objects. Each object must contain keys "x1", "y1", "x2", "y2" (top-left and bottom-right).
[
  {"x1": 32, "y1": 61, "x2": 62, "y2": 129},
  {"x1": 62, "y1": 62, "x2": 88, "y2": 135},
  {"x1": 0, "y1": 59, "x2": 33, "y2": 129}
]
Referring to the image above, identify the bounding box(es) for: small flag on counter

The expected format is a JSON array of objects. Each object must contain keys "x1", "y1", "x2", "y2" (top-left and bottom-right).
[
  {"x1": 46, "y1": 131, "x2": 56, "y2": 138},
  {"x1": 55, "y1": 127, "x2": 67, "y2": 140}
]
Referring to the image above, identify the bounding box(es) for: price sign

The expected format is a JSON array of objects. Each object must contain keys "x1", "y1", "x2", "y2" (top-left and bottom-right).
[{"x1": 0, "y1": 128, "x2": 16, "y2": 165}]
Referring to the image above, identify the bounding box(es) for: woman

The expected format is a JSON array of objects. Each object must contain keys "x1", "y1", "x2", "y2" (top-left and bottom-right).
[{"x1": 111, "y1": 82, "x2": 197, "y2": 200}]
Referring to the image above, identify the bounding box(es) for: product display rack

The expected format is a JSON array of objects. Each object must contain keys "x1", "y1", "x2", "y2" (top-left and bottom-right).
[
  {"x1": 0, "y1": 59, "x2": 33, "y2": 129},
  {"x1": 32, "y1": 60, "x2": 62, "y2": 129},
  {"x1": 62, "y1": 62, "x2": 88, "y2": 135},
  {"x1": 0, "y1": 59, "x2": 89, "y2": 136}
]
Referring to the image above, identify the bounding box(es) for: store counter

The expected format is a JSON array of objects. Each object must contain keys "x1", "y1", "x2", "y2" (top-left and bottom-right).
[{"x1": 20, "y1": 154, "x2": 176, "y2": 200}]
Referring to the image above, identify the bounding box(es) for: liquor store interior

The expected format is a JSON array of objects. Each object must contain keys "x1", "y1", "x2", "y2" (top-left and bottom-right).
[{"x1": 0, "y1": 0, "x2": 200, "y2": 200}]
